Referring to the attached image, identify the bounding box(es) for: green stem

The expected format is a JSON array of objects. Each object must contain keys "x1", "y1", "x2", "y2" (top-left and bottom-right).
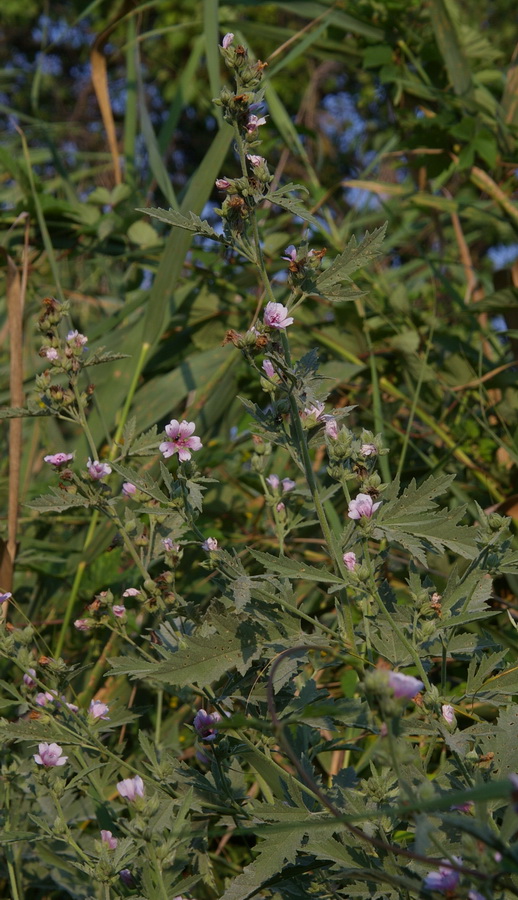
[
  {"x1": 374, "y1": 572, "x2": 431, "y2": 690},
  {"x1": 155, "y1": 689, "x2": 163, "y2": 744},
  {"x1": 71, "y1": 381, "x2": 98, "y2": 460},
  {"x1": 110, "y1": 341, "x2": 150, "y2": 459},
  {"x1": 148, "y1": 844, "x2": 169, "y2": 900},
  {"x1": 54, "y1": 511, "x2": 99, "y2": 658},
  {"x1": 106, "y1": 511, "x2": 151, "y2": 581}
]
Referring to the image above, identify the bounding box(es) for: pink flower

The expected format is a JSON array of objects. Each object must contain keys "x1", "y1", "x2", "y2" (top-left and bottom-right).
[
  {"x1": 221, "y1": 32, "x2": 234, "y2": 49},
  {"x1": 347, "y1": 493, "x2": 382, "y2": 520},
  {"x1": 112, "y1": 605, "x2": 126, "y2": 618},
  {"x1": 262, "y1": 359, "x2": 275, "y2": 378},
  {"x1": 122, "y1": 482, "x2": 137, "y2": 496},
  {"x1": 468, "y1": 892, "x2": 486, "y2": 900},
  {"x1": 0, "y1": 591, "x2": 12, "y2": 603},
  {"x1": 282, "y1": 478, "x2": 296, "y2": 492},
  {"x1": 74, "y1": 618, "x2": 90, "y2": 631},
  {"x1": 159, "y1": 419, "x2": 202, "y2": 462},
  {"x1": 123, "y1": 588, "x2": 140, "y2": 597},
  {"x1": 266, "y1": 474, "x2": 280, "y2": 490},
  {"x1": 87, "y1": 458, "x2": 112, "y2": 480},
  {"x1": 117, "y1": 774, "x2": 144, "y2": 802},
  {"x1": 246, "y1": 154, "x2": 265, "y2": 167},
  {"x1": 162, "y1": 538, "x2": 180, "y2": 552},
  {"x1": 247, "y1": 114, "x2": 267, "y2": 133},
  {"x1": 423, "y1": 858, "x2": 461, "y2": 893},
  {"x1": 343, "y1": 551, "x2": 357, "y2": 571},
  {"x1": 44, "y1": 347, "x2": 59, "y2": 360},
  {"x1": 442, "y1": 704, "x2": 455, "y2": 724},
  {"x1": 263, "y1": 301, "x2": 293, "y2": 329},
  {"x1": 44, "y1": 452, "x2": 74, "y2": 467},
  {"x1": 89, "y1": 699, "x2": 110, "y2": 720},
  {"x1": 34, "y1": 742, "x2": 68, "y2": 767},
  {"x1": 325, "y1": 418, "x2": 339, "y2": 439},
  {"x1": 302, "y1": 402, "x2": 325, "y2": 421},
  {"x1": 100, "y1": 830, "x2": 118, "y2": 850},
  {"x1": 35, "y1": 691, "x2": 55, "y2": 707},
  {"x1": 361, "y1": 443, "x2": 377, "y2": 457},
  {"x1": 282, "y1": 245, "x2": 297, "y2": 261},
  {"x1": 202, "y1": 537, "x2": 218, "y2": 551},
  {"x1": 193, "y1": 709, "x2": 222, "y2": 741},
  {"x1": 276, "y1": 501, "x2": 285, "y2": 513},
  {"x1": 451, "y1": 802, "x2": 473, "y2": 813},
  {"x1": 215, "y1": 177, "x2": 231, "y2": 190},
  {"x1": 23, "y1": 668, "x2": 37, "y2": 688},
  {"x1": 66, "y1": 701, "x2": 79, "y2": 713},
  {"x1": 388, "y1": 671, "x2": 424, "y2": 700},
  {"x1": 66, "y1": 329, "x2": 88, "y2": 347}
]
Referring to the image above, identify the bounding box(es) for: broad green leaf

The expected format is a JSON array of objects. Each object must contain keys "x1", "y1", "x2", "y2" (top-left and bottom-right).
[
  {"x1": 138, "y1": 207, "x2": 224, "y2": 242},
  {"x1": 249, "y1": 549, "x2": 345, "y2": 584},
  {"x1": 429, "y1": 0, "x2": 473, "y2": 98}
]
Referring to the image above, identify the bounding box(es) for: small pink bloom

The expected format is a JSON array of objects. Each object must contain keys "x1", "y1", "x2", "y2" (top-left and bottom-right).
[
  {"x1": 423, "y1": 858, "x2": 461, "y2": 893},
  {"x1": 100, "y1": 829, "x2": 118, "y2": 850},
  {"x1": 222, "y1": 32, "x2": 234, "y2": 49},
  {"x1": 442, "y1": 703, "x2": 455, "y2": 724},
  {"x1": 343, "y1": 551, "x2": 357, "y2": 571},
  {"x1": 451, "y1": 801, "x2": 473, "y2": 813},
  {"x1": 347, "y1": 493, "x2": 382, "y2": 520},
  {"x1": 262, "y1": 359, "x2": 275, "y2": 378},
  {"x1": 35, "y1": 691, "x2": 55, "y2": 707},
  {"x1": 34, "y1": 741, "x2": 68, "y2": 767},
  {"x1": 117, "y1": 774, "x2": 145, "y2": 802},
  {"x1": 263, "y1": 301, "x2": 293, "y2": 330},
  {"x1": 87, "y1": 458, "x2": 112, "y2": 480},
  {"x1": 0, "y1": 591, "x2": 12, "y2": 603},
  {"x1": 266, "y1": 474, "x2": 280, "y2": 490},
  {"x1": 215, "y1": 177, "x2": 231, "y2": 190},
  {"x1": 276, "y1": 501, "x2": 285, "y2": 513},
  {"x1": 44, "y1": 452, "x2": 74, "y2": 467},
  {"x1": 23, "y1": 668, "x2": 37, "y2": 688},
  {"x1": 388, "y1": 671, "x2": 424, "y2": 700},
  {"x1": 74, "y1": 618, "x2": 90, "y2": 631},
  {"x1": 162, "y1": 538, "x2": 180, "y2": 552},
  {"x1": 247, "y1": 114, "x2": 267, "y2": 133},
  {"x1": 282, "y1": 245, "x2": 297, "y2": 261},
  {"x1": 44, "y1": 347, "x2": 59, "y2": 360},
  {"x1": 89, "y1": 699, "x2": 110, "y2": 720},
  {"x1": 361, "y1": 443, "x2": 377, "y2": 457},
  {"x1": 246, "y1": 154, "x2": 265, "y2": 167},
  {"x1": 325, "y1": 418, "x2": 339, "y2": 439},
  {"x1": 66, "y1": 329, "x2": 88, "y2": 347},
  {"x1": 468, "y1": 892, "x2": 486, "y2": 900},
  {"x1": 282, "y1": 478, "x2": 296, "y2": 492},
  {"x1": 159, "y1": 419, "x2": 202, "y2": 462},
  {"x1": 123, "y1": 588, "x2": 140, "y2": 597},
  {"x1": 202, "y1": 537, "x2": 218, "y2": 551},
  {"x1": 193, "y1": 709, "x2": 221, "y2": 741},
  {"x1": 122, "y1": 482, "x2": 137, "y2": 496},
  {"x1": 112, "y1": 605, "x2": 126, "y2": 618},
  {"x1": 302, "y1": 402, "x2": 325, "y2": 421},
  {"x1": 66, "y1": 701, "x2": 79, "y2": 713}
]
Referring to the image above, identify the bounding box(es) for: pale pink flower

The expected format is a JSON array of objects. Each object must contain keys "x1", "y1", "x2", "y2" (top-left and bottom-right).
[
  {"x1": 263, "y1": 301, "x2": 293, "y2": 329},
  {"x1": 442, "y1": 704, "x2": 455, "y2": 724},
  {"x1": 44, "y1": 347, "x2": 59, "y2": 360},
  {"x1": 44, "y1": 452, "x2": 74, "y2": 467},
  {"x1": 361, "y1": 443, "x2": 377, "y2": 457},
  {"x1": 282, "y1": 245, "x2": 297, "y2": 261},
  {"x1": 325, "y1": 418, "x2": 339, "y2": 439},
  {"x1": 262, "y1": 359, "x2": 275, "y2": 378},
  {"x1": 23, "y1": 668, "x2": 37, "y2": 688},
  {"x1": 388, "y1": 671, "x2": 424, "y2": 700},
  {"x1": 423, "y1": 858, "x2": 461, "y2": 893},
  {"x1": 246, "y1": 154, "x2": 265, "y2": 167},
  {"x1": 202, "y1": 537, "x2": 218, "y2": 551},
  {"x1": 247, "y1": 114, "x2": 267, "y2": 133},
  {"x1": 122, "y1": 482, "x2": 137, "y2": 496},
  {"x1": 74, "y1": 618, "x2": 90, "y2": 631},
  {"x1": 66, "y1": 700, "x2": 79, "y2": 713},
  {"x1": 468, "y1": 892, "x2": 486, "y2": 900},
  {"x1": 347, "y1": 493, "x2": 382, "y2": 520},
  {"x1": 343, "y1": 551, "x2": 357, "y2": 571},
  {"x1": 35, "y1": 690, "x2": 59, "y2": 707},
  {"x1": 451, "y1": 801, "x2": 473, "y2": 813},
  {"x1": 34, "y1": 741, "x2": 68, "y2": 767},
  {"x1": 89, "y1": 699, "x2": 110, "y2": 720},
  {"x1": 123, "y1": 588, "x2": 140, "y2": 597},
  {"x1": 100, "y1": 829, "x2": 118, "y2": 850},
  {"x1": 162, "y1": 538, "x2": 180, "y2": 552},
  {"x1": 66, "y1": 329, "x2": 88, "y2": 347},
  {"x1": 276, "y1": 501, "x2": 285, "y2": 513},
  {"x1": 159, "y1": 419, "x2": 202, "y2": 462},
  {"x1": 266, "y1": 474, "x2": 280, "y2": 490},
  {"x1": 302, "y1": 402, "x2": 325, "y2": 421},
  {"x1": 87, "y1": 458, "x2": 112, "y2": 480},
  {"x1": 112, "y1": 605, "x2": 126, "y2": 618},
  {"x1": 117, "y1": 774, "x2": 144, "y2": 802},
  {"x1": 215, "y1": 177, "x2": 231, "y2": 190},
  {"x1": 221, "y1": 32, "x2": 234, "y2": 49},
  {"x1": 282, "y1": 478, "x2": 296, "y2": 492},
  {"x1": 193, "y1": 709, "x2": 221, "y2": 741}
]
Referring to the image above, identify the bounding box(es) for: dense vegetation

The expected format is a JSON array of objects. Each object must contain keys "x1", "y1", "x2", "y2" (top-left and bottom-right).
[{"x1": 1, "y1": 2, "x2": 518, "y2": 898}]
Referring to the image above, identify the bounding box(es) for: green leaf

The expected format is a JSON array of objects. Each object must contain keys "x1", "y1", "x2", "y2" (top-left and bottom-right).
[
  {"x1": 0, "y1": 406, "x2": 51, "y2": 419},
  {"x1": 109, "y1": 460, "x2": 170, "y2": 504},
  {"x1": 315, "y1": 225, "x2": 387, "y2": 300},
  {"x1": 249, "y1": 549, "x2": 345, "y2": 584},
  {"x1": 139, "y1": 207, "x2": 224, "y2": 242},
  {"x1": 429, "y1": 0, "x2": 473, "y2": 98},
  {"x1": 25, "y1": 489, "x2": 92, "y2": 514},
  {"x1": 267, "y1": 185, "x2": 322, "y2": 229}
]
